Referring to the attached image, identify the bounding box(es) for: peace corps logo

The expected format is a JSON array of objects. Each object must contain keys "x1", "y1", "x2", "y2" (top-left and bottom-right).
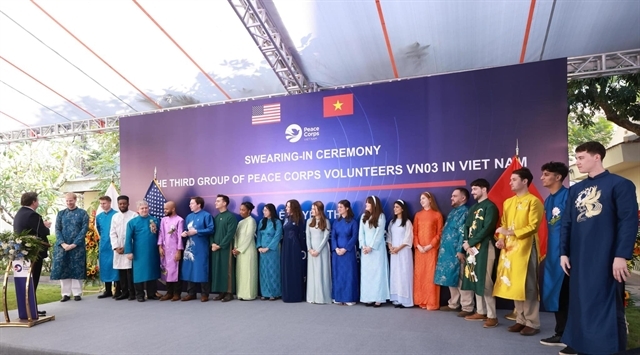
[
  {"x1": 13, "y1": 264, "x2": 22, "y2": 273},
  {"x1": 285, "y1": 124, "x2": 302, "y2": 143}
]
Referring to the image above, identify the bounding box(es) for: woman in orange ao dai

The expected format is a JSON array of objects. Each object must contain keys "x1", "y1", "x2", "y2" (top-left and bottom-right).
[{"x1": 413, "y1": 191, "x2": 444, "y2": 310}]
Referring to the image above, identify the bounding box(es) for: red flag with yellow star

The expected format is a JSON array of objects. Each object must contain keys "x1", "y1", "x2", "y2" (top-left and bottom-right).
[{"x1": 323, "y1": 93, "x2": 354, "y2": 117}]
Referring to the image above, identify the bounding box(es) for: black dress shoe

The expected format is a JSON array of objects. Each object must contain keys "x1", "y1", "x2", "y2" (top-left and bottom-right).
[
  {"x1": 60, "y1": 295, "x2": 71, "y2": 302},
  {"x1": 112, "y1": 292, "x2": 122, "y2": 299},
  {"x1": 394, "y1": 304, "x2": 407, "y2": 309},
  {"x1": 365, "y1": 302, "x2": 374, "y2": 307},
  {"x1": 115, "y1": 293, "x2": 129, "y2": 301},
  {"x1": 221, "y1": 294, "x2": 233, "y2": 302},
  {"x1": 97, "y1": 292, "x2": 113, "y2": 299},
  {"x1": 37, "y1": 310, "x2": 46, "y2": 316},
  {"x1": 128, "y1": 295, "x2": 136, "y2": 301},
  {"x1": 74, "y1": 296, "x2": 82, "y2": 301},
  {"x1": 137, "y1": 297, "x2": 146, "y2": 302},
  {"x1": 147, "y1": 296, "x2": 160, "y2": 301}
]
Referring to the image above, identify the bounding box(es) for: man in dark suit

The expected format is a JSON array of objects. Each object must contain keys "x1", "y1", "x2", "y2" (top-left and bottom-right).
[{"x1": 13, "y1": 192, "x2": 52, "y2": 315}]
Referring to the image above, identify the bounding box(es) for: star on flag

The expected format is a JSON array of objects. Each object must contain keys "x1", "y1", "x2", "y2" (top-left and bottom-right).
[
  {"x1": 323, "y1": 93, "x2": 354, "y2": 117},
  {"x1": 144, "y1": 180, "x2": 167, "y2": 221}
]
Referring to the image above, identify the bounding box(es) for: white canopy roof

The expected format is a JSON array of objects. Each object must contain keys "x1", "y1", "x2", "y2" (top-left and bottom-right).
[{"x1": 1, "y1": 0, "x2": 639, "y2": 132}]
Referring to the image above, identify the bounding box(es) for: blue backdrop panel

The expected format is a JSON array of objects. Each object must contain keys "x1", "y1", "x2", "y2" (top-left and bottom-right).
[{"x1": 120, "y1": 59, "x2": 567, "y2": 220}]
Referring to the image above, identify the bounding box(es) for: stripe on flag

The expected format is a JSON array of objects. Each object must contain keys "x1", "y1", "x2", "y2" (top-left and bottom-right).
[{"x1": 252, "y1": 103, "x2": 281, "y2": 125}]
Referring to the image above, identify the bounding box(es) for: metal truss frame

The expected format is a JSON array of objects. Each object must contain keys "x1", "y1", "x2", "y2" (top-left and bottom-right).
[
  {"x1": 567, "y1": 49, "x2": 640, "y2": 80},
  {"x1": 0, "y1": 117, "x2": 119, "y2": 144},
  {"x1": 228, "y1": 0, "x2": 316, "y2": 94},
  {"x1": 3, "y1": 49, "x2": 640, "y2": 143}
]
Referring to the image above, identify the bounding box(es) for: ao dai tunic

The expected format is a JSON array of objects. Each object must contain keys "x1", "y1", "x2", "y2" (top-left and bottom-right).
[
  {"x1": 493, "y1": 193, "x2": 544, "y2": 301},
  {"x1": 541, "y1": 186, "x2": 568, "y2": 312},
  {"x1": 158, "y1": 215, "x2": 184, "y2": 282},
  {"x1": 413, "y1": 209, "x2": 443, "y2": 310},
  {"x1": 210, "y1": 211, "x2": 238, "y2": 293},
  {"x1": 181, "y1": 210, "x2": 214, "y2": 283},
  {"x1": 51, "y1": 208, "x2": 89, "y2": 280},
  {"x1": 234, "y1": 216, "x2": 258, "y2": 300},
  {"x1": 434, "y1": 205, "x2": 468, "y2": 287},
  {"x1": 460, "y1": 199, "x2": 499, "y2": 295},
  {"x1": 109, "y1": 210, "x2": 138, "y2": 270},
  {"x1": 281, "y1": 217, "x2": 307, "y2": 302},
  {"x1": 306, "y1": 218, "x2": 332, "y2": 304},
  {"x1": 331, "y1": 217, "x2": 359, "y2": 303},
  {"x1": 256, "y1": 218, "x2": 282, "y2": 298},
  {"x1": 387, "y1": 218, "x2": 414, "y2": 307},
  {"x1": 560, "y1": 171, "x2": 638, "y2": 354},
  {"x1": 124, "y1": 215, "x2": 160, "y2": 283},
  {"x1": 359, "y1": 213, "x2": 389, "y2": 303},
  {"x1": 96, "y1": 209, "x2": 119, "y2": 282}
]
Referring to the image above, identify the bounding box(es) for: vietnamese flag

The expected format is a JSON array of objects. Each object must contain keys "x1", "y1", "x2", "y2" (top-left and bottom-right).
[
  {"x1": 323, "y1": 93, "x2": 354, "y2": 117},
  {"x1": 488, "y1": 155, "x2": 549, "y2": 258}
]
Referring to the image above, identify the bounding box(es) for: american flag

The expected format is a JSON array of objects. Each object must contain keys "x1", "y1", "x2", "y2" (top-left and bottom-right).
[
  {"x1": 144, "y1": 180, "x2": 167, "y2": 221},
  {"x1": 251, "y1": 103, "x2": 281, "y2": 125}
]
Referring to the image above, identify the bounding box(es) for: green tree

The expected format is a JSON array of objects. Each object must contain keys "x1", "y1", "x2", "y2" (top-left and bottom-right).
[
  {"x1": 0, "y1": 138, "x2": 83, "y2": 225},
  {"x1": 0, "y1": 132, "x2": 120, "y2": 225},
  {"x1": 85, "y1": 132, "x2": 121, "y2": 210},
  {"x1": 568, "y1": 115, "x2": 614, "y2": 155},
  {"x1": 568, "y1": 74, "x2": 640, "y2": 136}
]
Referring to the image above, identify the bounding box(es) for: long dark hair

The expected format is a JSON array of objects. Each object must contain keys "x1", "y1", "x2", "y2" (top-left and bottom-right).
[
  {"x1": 260, "y1": 203, "x2": 278, "y2": 230},
  {"x1": 309, "y1": 201, "x2": 328, "y2": 231},
  {"x1": 337, "y1": 200, "x2": 354, "y2": 222},
  {"x1": 362, "y1": 196, "x2": 382, "y2": 228},
  {"x1": 286, "y1": 199, "x2": 304, "y2": 225},
  {"x1": 391, "y1": 199, "x2": 410, "y2": 227}
]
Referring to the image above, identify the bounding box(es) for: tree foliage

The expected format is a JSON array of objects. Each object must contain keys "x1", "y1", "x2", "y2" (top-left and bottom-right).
[
  {"x1": 85, "y1": 132, "x2": 121, "y2": 211},
  {"x1": 568, "y1": 115, "x2": 614, "y2": 156},
  {"x1": 0, "y1": 138, "x2": 83, "y2": 225},
  {"x1": 0, "y1": 132, "x2": 120, "y2": 226},
  {"x1": 568, "y1": 74, "x2": 640, "y2": 136}
]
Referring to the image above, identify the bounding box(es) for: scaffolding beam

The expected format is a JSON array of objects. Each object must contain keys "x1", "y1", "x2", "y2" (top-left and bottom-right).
[
  {"x1": 228, "y1": 0, "x2": 316, "y2": 94},
  {"x1": 3, "y1": 49, "x2": 640, "y2": 143},
  {"x1": 567, "y1": 49, "x2": 640, "y2": 80},
  {"x1": 0, "y1": 117, "x2": 119, "y2": 144}
]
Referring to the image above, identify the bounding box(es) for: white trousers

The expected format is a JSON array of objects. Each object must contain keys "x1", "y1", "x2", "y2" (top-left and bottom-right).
[{"x1": 60, "y1": 279, "x2": 82, "y2": 296}]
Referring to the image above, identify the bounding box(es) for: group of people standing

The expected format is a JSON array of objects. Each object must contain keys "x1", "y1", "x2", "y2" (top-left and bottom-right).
[{"x1": 12, "y1": 141, "x2": 638, "y2": 355}]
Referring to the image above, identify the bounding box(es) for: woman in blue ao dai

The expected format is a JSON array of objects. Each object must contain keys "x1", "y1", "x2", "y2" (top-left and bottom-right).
[
  {"x1": 359, "y1": 195, "x2": 390, "y2": 307},
  {"x1": 281, "y1": 199, "x2": 307, "y2": 303},
  {"x1": 331, "y1": 200, "x2": 359, "y2": 305},
  {"x1": 306, "y1": 201, "x2": 332, "y2": 304},
  {"x1": 256, "y1": 204, "x2": 282, "y2": 300}
]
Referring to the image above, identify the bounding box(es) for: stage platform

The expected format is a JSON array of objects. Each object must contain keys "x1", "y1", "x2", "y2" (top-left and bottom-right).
[{"x1": 0, "y1": 293, "x2": 561, "y2": 355}]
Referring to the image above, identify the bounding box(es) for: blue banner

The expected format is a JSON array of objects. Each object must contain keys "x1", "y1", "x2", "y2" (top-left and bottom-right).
[{"x1": 121, "y1": 59, "x2": 567, "y2": 220}]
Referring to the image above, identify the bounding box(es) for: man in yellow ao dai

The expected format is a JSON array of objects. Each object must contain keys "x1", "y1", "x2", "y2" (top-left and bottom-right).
[{"x1": 493, "y1": 168, "x2": 544, "y2": 336}]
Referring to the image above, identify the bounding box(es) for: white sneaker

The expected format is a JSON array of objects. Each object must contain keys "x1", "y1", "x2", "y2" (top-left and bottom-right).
[{"x1": 345, "y1": 302, "x2": 356, "y2": 306}]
